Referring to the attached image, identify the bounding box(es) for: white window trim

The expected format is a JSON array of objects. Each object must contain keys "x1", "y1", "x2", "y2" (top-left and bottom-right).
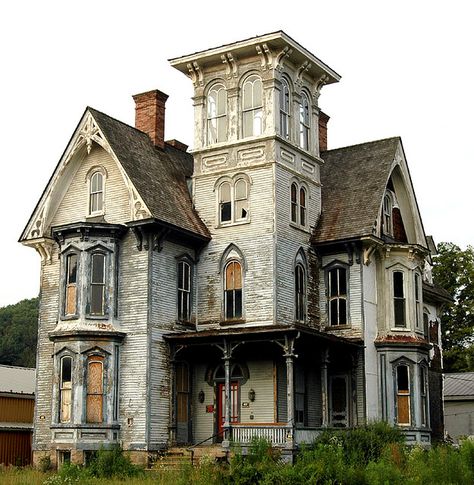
[
  {"x1": 215, "y1": 174, "x2": 251, "y2": 228},
  {"x1": 206, "y1": 83, "x2": 228, "y2": 145},
  {"x1": 241, "y1": 74, "x2": 263, "y2": 139},
  {"x1": 85, "y1": 166, "x2": 107, "y2": 217}
]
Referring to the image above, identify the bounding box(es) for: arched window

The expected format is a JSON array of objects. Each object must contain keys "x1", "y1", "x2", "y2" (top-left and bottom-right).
[
  {"x1": 218, "y1": 177, "x2": 249, "y2": 225},
  {"x1": 396, "y1": 365, "x2": 410, "y2": 425},
  {"x1": 290, "y1": 181, "x2": 308, "y2": 228},
  {"x1": 86, "y1": 355, "x2": 104, "y2": 423},
  {"x1": 280, "y1": 78, "x2": 290, "y2": 139},
  {"x1": 393, "y1": 271, "x2": 406, "y2": 327},
  {"x1": 295, "y1": 263, "x2": 306, "y2": 322},
  {"x1": 207, "y1": 84, "x2": 227, "y2": 144},
  {"x1": 300, "y1": 186, "x2": 307, "y2": 227},
  {"x1": 60, "y1": 356, "x2": 72, "y2": 423},
  {"x1": 64, "y1": 253, "x2": 78, "y2": 316},
  {"x1": 178, "y1": 260, "x2": 191, "y2": 322},
  {"x1": 225, "y1": 261, "x2": 242, "y2": 320},
  {"x1": 299, "y1": 92, "x2": 310, "y2": 150},
  {"x1": 328, "y1": 266, "x2": 347, "y2": 326},
  {"x1": 90, "y1": 253, "x2": 106, "y2": 316},
  {"x1": 383, "y1": 193, "x2": 393, "y2": 236},
  {"x1": 89, "y1": 171, "x2": 104, "y2": 215},
  {"x1": 242, "y1": 75, "x2": 263, "y2": 138}
]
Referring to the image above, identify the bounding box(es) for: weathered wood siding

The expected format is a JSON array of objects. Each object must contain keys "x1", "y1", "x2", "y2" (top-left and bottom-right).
[
  {"x1": 192, "y1": 364, "x2": 214, "y2": 444},
  {"x1": 51, "y1": 146, "x2": 131, "y2": 227},
  {"x1": 193, "y1": 164, "x2": 275, "y2": 326}
]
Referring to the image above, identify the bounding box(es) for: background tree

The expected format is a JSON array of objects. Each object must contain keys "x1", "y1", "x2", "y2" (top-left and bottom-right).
[
  {"x1": 0, "y1": 297, "x2": 38, "y2": 367},
  {"x1": 432, "y1": 242, "x2": 474, "y2": 372}
]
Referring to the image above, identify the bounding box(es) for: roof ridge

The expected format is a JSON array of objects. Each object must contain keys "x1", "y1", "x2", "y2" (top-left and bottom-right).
[
  {"x1": 323, "y1": 136, "x2": 400, "y2": 154},
  {"x1": 87, "y1": 106, "x2": 146, "y2": 137}
]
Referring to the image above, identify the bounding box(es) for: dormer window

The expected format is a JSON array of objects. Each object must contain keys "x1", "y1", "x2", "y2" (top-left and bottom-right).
[
  {"x1": 242, "y1": 75, "x2": 263, "y2": 138},
  {"x1": 299, "y1": 92, "x2": 310, "y2": 150},
  {"x1": 280, "y1": 77, "x2": 290, "y2": 140},
  {"x1": 89, "y1": 171, "x2": 104, "y2": 215},
  {"x1": 207, "y1": 84, "x2": 227, "y2": 144}
]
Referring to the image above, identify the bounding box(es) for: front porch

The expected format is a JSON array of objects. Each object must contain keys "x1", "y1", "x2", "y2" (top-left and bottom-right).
[{"x1": 164, "y1": 325, "x2": 364, "y2": 450}]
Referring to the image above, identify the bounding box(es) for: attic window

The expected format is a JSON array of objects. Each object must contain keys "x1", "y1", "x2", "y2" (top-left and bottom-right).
[{"x1": 89, "y1": 171, "x2": 104, "y2": 215}]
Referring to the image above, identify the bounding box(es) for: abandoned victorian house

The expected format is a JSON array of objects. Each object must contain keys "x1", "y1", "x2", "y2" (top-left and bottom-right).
[{"x1": 20, "y1": 31, "x2": 450, "y2": 466}]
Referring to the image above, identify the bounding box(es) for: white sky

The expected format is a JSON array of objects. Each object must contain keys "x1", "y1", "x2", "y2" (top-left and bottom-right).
[{"x1": 1, "y1": 1, "x2": 472, "y2": 307}]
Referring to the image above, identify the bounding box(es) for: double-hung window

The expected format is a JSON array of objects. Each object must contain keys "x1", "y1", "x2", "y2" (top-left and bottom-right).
[
  {"x1": 60, "y1": 356, "x2": 72, "y2": 423},
  {"x1": 90, "y1": 253, "x2": 106, "y2": 316},
  {"x1": 299, "y1": 92, "x2": 310, "y2": 150},
  {"x1": 393, "y1": 271, "x2": 406, "y2": 327},
  {"x1": 328, "y1": 267, "x2": 348, "y2": 326},
  {"x1": 178, "y1": 261, "x2": 191, "y2": 322},
  {"x1": 89, "y1": 171, "x2": 104, "y2": 215},
  {"x1": 396, "y1": 365, "x2": 410, "y2": 425},
  {"x1": 242, "y1": 75, "x2": 263, "y2": 138},
  {"x1": 207, "y1": 84, "x2": 227, "y2": 144}
]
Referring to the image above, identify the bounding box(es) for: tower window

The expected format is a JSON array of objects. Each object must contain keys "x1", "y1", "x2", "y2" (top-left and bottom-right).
[
  {"x1": 225, "y1": 261, "x2": 242, "y2": 320},
  {"x1": 242, "y1": 75, "x2": 263, "y2": 138},
  {"x1": 290, "y1": 182, "x2": 308, "y2": 228},
  {"x1": 299, "y1": 92, "x2": 310, "y2": 150},
  {"x1": 207, "y1": 84, "x2": 227, "y2": 144},
  {"x1": 280, "y1": 78, "x2": 290, "y2": 140},
  {"x1": 218, "y1": 177, "x2": 249, "y2": 225}
]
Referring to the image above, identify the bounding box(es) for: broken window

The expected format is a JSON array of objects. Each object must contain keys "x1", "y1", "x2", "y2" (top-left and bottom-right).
[
  {"x1": 178, "y1": 261, "x2": 191, "y2": 322},
  {"x1": 60, "y1": 356, "x2": 72, "y2": 423},
  {"x1": 299, "y1": 92, "x2": 310, "y2": 150},
  {"x1": 86, "y1": 356, "x2": 104, "y2": 423},
  {"x1": 89, "y1": 171, "x2": 104, "y2": 215},
  {"x1": 218, "y1": 178, "x2": 249, "y2": 225},
  {"x1": 393, "y1": 271, "x2": 406, "y2": 327},
  {"x1": 225, "y1": 261, "x2": 242, "y2": 320},
  {"x1": 328, "y1": 267, "x2": 347, "y2": 326},
  {"x1": 280, "y1": 77, "x2": 290, "y2": 139},
  {"x1": 64, "y1": 254, "x2": 78, "y2": 316},
  {"x1": 295, "y1": 263, "x2": 306, "y2": 322},
  {"x1": 234, "y1": 179, "x2": 248, "y2": 220},
  {"x1": 219, "y1": 182, "x2": 232, "y2": 223},
  {"x1": 207, "y1": 84, "x2": 227, "y2": 144},
  {"x1": 90, "y1": 253, "x2": 105, "y2": 316},
  {"x1": 396, "y1": 365, "x2": 410, "y2": 425},
  {"x1": 242, "y1": 75, "x2": 263, "y2": 138}
]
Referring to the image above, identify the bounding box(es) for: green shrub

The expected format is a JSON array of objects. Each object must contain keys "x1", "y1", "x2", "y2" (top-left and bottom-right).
[{"x1": 87, "y1": 445, "x2": 143, "y2": 479}]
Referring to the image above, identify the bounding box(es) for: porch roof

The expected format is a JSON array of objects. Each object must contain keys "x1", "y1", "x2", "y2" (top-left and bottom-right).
[{"x1": 163, "y1": 323, "x2": 363, "y2": 348}]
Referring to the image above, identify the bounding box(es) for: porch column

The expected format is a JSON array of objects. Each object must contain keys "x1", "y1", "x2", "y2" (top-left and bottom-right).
[
  {"x1": 223, "y1": 340, "x2": 232, "y2": 446},
  {"x1": 169, "y1": 356, "x2": 177, "y2": 445},
  {"x1": 321, "y1": 348, "x2": 329, "y2": 427},
  {"x1": 283, "y1": 335, "x2": 296, "y2": 443}
]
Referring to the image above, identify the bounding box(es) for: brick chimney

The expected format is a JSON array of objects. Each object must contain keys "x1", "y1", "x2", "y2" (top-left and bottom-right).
[
  {"x1": 132, "y1": 89, "x2": 169, "y2": 149},
  {"x1": 318, "y1": 111, "x2": 330, "y2": 152}
]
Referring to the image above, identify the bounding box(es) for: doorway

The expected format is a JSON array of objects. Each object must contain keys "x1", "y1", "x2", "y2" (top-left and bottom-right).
[{"x1": 216, "y1": 381, "x2": 239, "y2": 439}]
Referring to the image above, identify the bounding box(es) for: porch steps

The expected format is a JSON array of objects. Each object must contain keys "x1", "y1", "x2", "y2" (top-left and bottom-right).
[{"x1": 154, "y1": 445, "x2": 228, "y2": 469}]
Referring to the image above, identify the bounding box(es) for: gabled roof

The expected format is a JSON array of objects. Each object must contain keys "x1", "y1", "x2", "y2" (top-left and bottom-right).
[
  {"x1": 444, "y1": 372, "x2": 474, "y2": 398},
  {"x1": 88, "y1": 109, "x2": 210, "y2": 239},
  {"x1": 0, "y1": 365, "x2": 35, "y2": 395},
  {"x1": 312, "y1": 137, "x2": 401, "y2": 244}
]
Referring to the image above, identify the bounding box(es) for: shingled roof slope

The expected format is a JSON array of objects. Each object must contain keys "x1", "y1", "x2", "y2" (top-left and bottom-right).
[
  {"x1": 312, "y1": 137, "x2": 400, "y2": 244},
  {"x1": 89, "y1": 108, "x2": 210, "y2": 239}
]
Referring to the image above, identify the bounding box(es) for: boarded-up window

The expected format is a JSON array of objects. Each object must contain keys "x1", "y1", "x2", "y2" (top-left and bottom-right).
[
  {"x1": 60, "y1": 356, "x2": 72, "y2": 423},
  {"x1": 65, "y1": 254, "x2": 78, "y2": 316},
  {"x1": 396, "y1": 365, "x2": 410, "y2": 425},
  {"x1": 225, "y1": 261, "x2": 242, "y2": 320},
  {"x1": 90, "y1": 253, "x2": 105, "y2": 315},
  {"x1": 176, "y1": 363, "x2": 190, "y2": 423},
  {"x1": 86, "y1": 356, "x2": 104, "y2": 423}
]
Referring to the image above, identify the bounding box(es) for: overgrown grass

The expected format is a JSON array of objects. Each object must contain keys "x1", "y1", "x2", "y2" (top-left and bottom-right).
[{"x1": 1, "y1": 425, "x2": 474, "y2": 485}]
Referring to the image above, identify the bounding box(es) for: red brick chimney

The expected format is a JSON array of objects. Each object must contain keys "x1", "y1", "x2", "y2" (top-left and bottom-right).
[
  {"x1": 318, "y1": 111, "x2": 330, "y2": 152},
  {"x1": 132, "y1": 89, "x2": 169, "y2": 149}
]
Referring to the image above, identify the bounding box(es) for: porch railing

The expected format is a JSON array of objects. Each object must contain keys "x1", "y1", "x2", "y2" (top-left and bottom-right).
[{"x1": 230, "y1": 424, "x2": 290, "y2": 446}]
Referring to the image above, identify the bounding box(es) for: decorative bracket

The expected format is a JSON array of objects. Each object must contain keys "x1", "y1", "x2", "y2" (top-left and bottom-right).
[
  {"x1": 152, "y1": 228, "x2": 170, "y2": 252},
  {"x1": 131, "y1": 226, "x2": 145, "y2": 251},
  {"x1": 221, "y1": 52, "x2": 237, "y2": 79},
  {"x1": 187, "y1": 62, "x2": 204, "y2": 87},
  {"x1": 363, "y1": 245, "x2": 376, "y2": 265},
  {"x1": 313, "y1": 74, "x2": 329, "y2": 101},
  {"x1": 256, "y1": 43, "x2": 273, "y2": 71},
  {"x1": 275, "y1": 46, "x2": 293, "y2": 72},
  {"x1": 296, "y1": 61, "x2": 312, "y2": 84},
  {"x1": 33, "y1": 239, "x2": 55, "y2": 264}
]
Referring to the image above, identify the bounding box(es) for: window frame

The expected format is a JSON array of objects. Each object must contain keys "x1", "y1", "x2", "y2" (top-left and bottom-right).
[
  {"x1": 295, "y1": 263, "x2": 306, "y2": 323},
  {"x1": 59, "y1": 355, "x2": 73, "y2": 423},
  {"x1": 290, "y1": 181, "x2": 309, "y2": 229},
  {"x1": 279, "y1": 77, "x2": 291, "y2": 140},
  {"x1": 393, "y1": 270, "x2": 406, "y2": 328},
  {"x1": 207, "y1": 83, "x2": 228, "y2": 145},
  {"x1": 299, "y1": 91, "x2": 310, "y2": 150},
  {"x1": 89, "y1": 171, "x2": 104, "y2": 216},
  {"x1": 242, "y1": 74, "x2": 263, "y2": 138},
  {"x1": 177, "y1": 259, "x2": 192, "y2": 323},
  {"x1": 216, "y1": 175, "x2": 250, "y2": 227},
  {"x1": 89, "y1": 251, "x2": 107, "y2": 317},
  {"x1": 327, "y1": 265, "x2": 349, "y2": 327},
  {"x1": 395, "y1": 363, "x2": 411, "y2": 426}
]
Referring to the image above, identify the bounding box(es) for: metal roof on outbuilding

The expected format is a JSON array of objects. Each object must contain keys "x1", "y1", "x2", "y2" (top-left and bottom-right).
[
  {"x1": 0, "y1": 364, "x2": 36, "y2": 395},
  {"x1": 444, "y1": 372, "x2": 474, "y2": 398}
]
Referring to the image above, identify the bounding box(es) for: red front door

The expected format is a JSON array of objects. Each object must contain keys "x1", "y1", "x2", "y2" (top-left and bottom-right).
[{"x1": 217, "y1": 381, "x2": 239, "y2": 438}]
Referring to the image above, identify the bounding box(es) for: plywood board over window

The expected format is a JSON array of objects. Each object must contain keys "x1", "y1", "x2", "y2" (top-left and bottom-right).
[{"x1": 86, "y1": 356, "x2": 104, "y2": 423}]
